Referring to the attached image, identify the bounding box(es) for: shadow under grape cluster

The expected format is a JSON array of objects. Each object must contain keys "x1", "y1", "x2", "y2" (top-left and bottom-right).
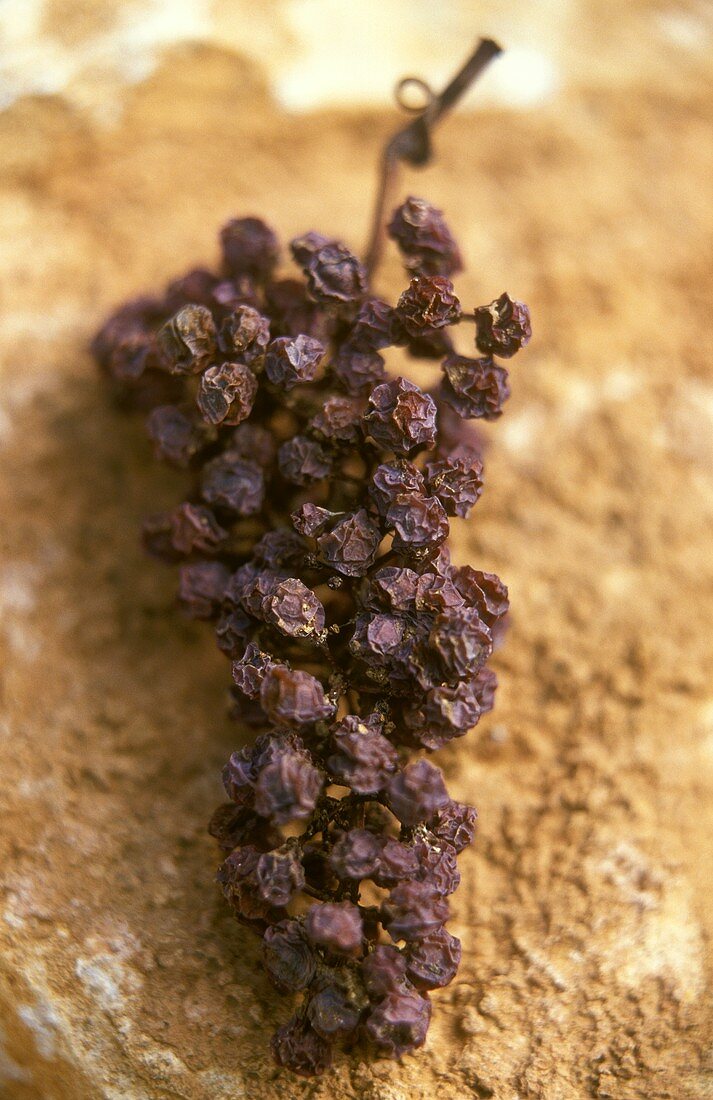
[{"x1": 93, "y1": 195, "x2": 530, "y2": 1076}]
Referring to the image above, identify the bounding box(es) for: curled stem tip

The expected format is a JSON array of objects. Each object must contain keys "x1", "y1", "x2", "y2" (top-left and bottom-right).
[{"x1": 365, "y1": 37, "x2": 503, "y2": 277}]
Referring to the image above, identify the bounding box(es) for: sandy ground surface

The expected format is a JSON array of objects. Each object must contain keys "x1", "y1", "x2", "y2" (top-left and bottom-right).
[{"x1": 0, "y1": 2, "x2": 712, "y2": 1097}]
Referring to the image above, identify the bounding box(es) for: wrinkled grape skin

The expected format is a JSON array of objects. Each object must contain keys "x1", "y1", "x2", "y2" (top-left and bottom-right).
[{"x1": 93, "y1": 198, "x2": 530, "y2": 1079}]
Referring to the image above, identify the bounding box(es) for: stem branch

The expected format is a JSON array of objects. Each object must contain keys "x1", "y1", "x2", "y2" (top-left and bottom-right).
[{"x1": 365, "y1": 38, "x2": 502, "y2": 278}]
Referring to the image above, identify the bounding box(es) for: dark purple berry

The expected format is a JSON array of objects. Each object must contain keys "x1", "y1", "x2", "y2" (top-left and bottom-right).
[
  {"x1": 278, "y1": 436, "x2": 332, "y2": 485},
  {"x1": 381, "y1": 881, "x2": 449, "y2": 941},
  {"x1": 316, "y1": 509, "x2": 381, "y2": 577},
  {"x1": 255, "y1": 846, "x2": 305, "y2": 907},
  {"x1": 263, "y1": 920, "x2": 317, "y2": 992},
  {"x1": 364, "y1": 991, "x2": 432, "y2": 1057},
  {"x1": 304, "y1": 901, "x2": 363, "y2": 956},
  {"x1": 201, "y1": 452, "x2": 265, "y2": 516},
  {"x1": 474, "y1": 292, "x2": 531, "y2": 358},
  {"x1": 168, "y1": 503, "x2": 228, "y2": 555},
  {"x1": 404, "y1": 929, "x2": 461, "y2": 990},
  {"x1": 388, "y1": 196, "x2": 462, "y2": 277},
  {"x1": 156, "y1": 304, "x2": 216, "y2": 374},
  {"x1": 387, "y1": 493, "x2": 449, "y2": 552},
  {"x1": 260, "y1": 666, "x2": 335, "y2": 727},
  {"x1": 308, "y1": 395, "x2": 363, "y2": 444},
  {"x1": 271, "y1": 1016, "x2": 332, "y2": 1077},
  {"x1": 332, "y1": 344, "x2": 386, "y2": 394},
  {"x1": 218, "y1": 304, "x2": 270, "y2": 364},
  {"x1": 232, "y1": 644, "x2": 275, "y2": 700},
  {"x1": 253, "y1": 738, "x2": 324, "y2": 824},
  {"x1": 395, "y1": 274, "x2": 461, "y2": 336},
  {"x1": 197, "y1": 362, "x2": 257, "y2": 426},
  {"x1": 264, "y1": 578, "x2": 326, "y2": 638},
  {"x1": 369, "y1": 460, "x2": 425, "y2": 517},
  {"x1": 177, "y1": 561, "x2": 230, "y2": 620},
  {"x1": 425, "y1": 452, "x2": 484, "y2": 518},
  {"x1": 264, "y1": 334, "x2": 325, "y2": 389},
  {"x1": 328, "y1": 829, "x2": 383, "y2": 880},
  {"x1": 327, "y1": 714, "x2": 398, "y2": 794},
  {"x1": 146, "y1": 405, "x2": 208, "y2": 467},
  {"x1": 303, "y1": 241, "x2": 367, "y2": 305},
  {"x1": 220, "y1": 217, "x2": 279, "y2": 281},
  {"x1": 386, "y1": 760, "x2": 450, "y2": 827},
  {"x1": 430, "y1": 800, "x2": 478, "y2": 854},
  {"x1": 361, "y1": 945, "x2": 409, "y2": 1000},
  {"x1": 307, "y1": 978, "x2": 364, "y2": 1038},
  {"x1": 363, "y1": 377, "x2": 437, "y2": 455},
  {"x1": 441, "y1": 354, "x2": 510, "y2": 420}
]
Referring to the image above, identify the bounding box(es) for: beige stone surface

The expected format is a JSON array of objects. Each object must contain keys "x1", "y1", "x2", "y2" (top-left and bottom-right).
[{"x1": 0, "y1": 3, "x2": 712, "y2": 1097}]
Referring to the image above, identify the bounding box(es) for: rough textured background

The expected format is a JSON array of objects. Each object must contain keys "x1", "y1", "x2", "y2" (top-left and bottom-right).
[{"x1": 0, "y1": 2, "x2": 712, "y2": 1097}]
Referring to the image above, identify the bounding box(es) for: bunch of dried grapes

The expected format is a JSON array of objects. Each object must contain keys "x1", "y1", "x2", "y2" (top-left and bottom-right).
[{"x1": 93, "y1": 43, "x2": 530, "y2": 1077}]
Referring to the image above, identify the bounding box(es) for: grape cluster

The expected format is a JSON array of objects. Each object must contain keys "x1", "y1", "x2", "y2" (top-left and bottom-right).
[{"x1": 93, "y1": 195, "x2": 530, "y2": 1076}]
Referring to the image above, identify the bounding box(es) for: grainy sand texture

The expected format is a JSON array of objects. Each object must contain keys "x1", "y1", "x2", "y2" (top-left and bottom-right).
[{"x1": 0, "y1": 2, "x2": 711, "y2": 1097}]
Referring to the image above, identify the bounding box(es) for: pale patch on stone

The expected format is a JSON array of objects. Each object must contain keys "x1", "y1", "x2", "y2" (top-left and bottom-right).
[
  {"x1": 594, "y1": 842, "x2": 706, "y2": 1003},
  {"x1": 0, "y1": 1026, "x2": 32, "y2": 1084},
  {"x1": 499, "y1": 407, "x2": 547, "y2": 454},
  {"x1": 0, "y1": 0, "x2": 212, "y2": 117},
  {"x1": 656, "y1": 7, "x2": 712, "y2": 51},
  {"x1": 75, "y1": 928, "x2": 143, "y2": 1013},
  {"x1": 17, "y1": 999, "x2": 60, "y2": 1059},
  {"x1": 0, "y1": 563, "x2": 39, "y2": 614}
]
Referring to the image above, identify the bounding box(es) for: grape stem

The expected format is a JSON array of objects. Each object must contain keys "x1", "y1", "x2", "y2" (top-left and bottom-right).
[{"x1": 364, "y1": 37, "x2": 502, "y2": 279}]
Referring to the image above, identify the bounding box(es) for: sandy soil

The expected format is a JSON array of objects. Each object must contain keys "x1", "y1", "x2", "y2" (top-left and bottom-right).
[{"x1": 0, "y1": 6, "x2": 711, "y2": 1098}]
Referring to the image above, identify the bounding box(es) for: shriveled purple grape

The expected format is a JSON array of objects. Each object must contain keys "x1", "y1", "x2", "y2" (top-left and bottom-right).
[
  {"x1": 381, "y1": 881, "x2": 449, "y2": 941},
  {"x1": 363, "y1": 377, "x2": 437, "y2": 456},
  {"x1": 441, "y1": 354, "x2": 510, "y2": 420},
  {"x1": 430, "y1": 800, "x2": 478, "y2": 854},
  {"x1": 260, "y1": 666, "x2": 335, "y2": 727},
  {"x1": 156, "y1": 304, "x2": 216, "y2": 374},
  {"x1": 328, "y1": 829, "x2": 383, "y2": 880},
  {"x1": 388, "y1": 196, "x2": 462, "y2": 277},
  {"x1": 201, "y1": 452, "x2": 265, "y2": 516},
  {"x1": 168, "y1": 503, "x2": 228, "y2": 556},
  {"x1": 220, "y1": 217, "x2": 279, "y2": 281},
  {"x1": 271, "y1": 1016, "x2": 332, "y2": 1077},
  {"x1": 263, "y1": 578, "x2": 326, "y2": 638},
  {"x1": 232, "y1": 643, "x2": 275, "y2": 700},
  {"x1": 278, "y1": 436, "x2": 332, "y2": 485},
  {"x1": 425, "y1": 452, "x2": 484, "y2": 518},
  {"x1": 308, "y1": 395, "x2": 363, "y2": 444},
  {"x1": 327, "y1": 713, "x2": 398, "y2": 794},
  {"x1": 361, "y1": 945, "x2": 409, "y2": 1000},
  {"x1": 316, "y1": 509, "x2": 381, "y2": 577},
  {"x1": 395, "y1": 274, "x2": 461, "y2": 336},
  {"x1": 474, "y1": 292, "x2": 531, "y2": 358},
  {"x1": 255, "y1": 846, "x2": 305, "y2": 907},
  {"x1": 369, "y1": 460, "x2": 425, "y2": 517},
  {"x1": 265, "y1": 334, "x2": 325, "y2": 389},
  {"x1": 146, "y1": 405, "x2": 207, "y2": 467},
  {"x1": 177, "y1": 561, "x2": 230, "y2": 620},
  {"x1": 263, "y1": 920, "x2": 317, "y2": 993},
  {"x1": 253, "y1": 738, "x2": 324, "y2": 824},
  {"x1": 364, "y1": 991, "x2": 431, "y2": 1057},
  {"x1": 404, "y1": 928, "x2": 461, "y2": 991},
  {"x1": 303, "y1": 241, "x2": 367, "y2": 305},
  {"x1": 412, "y1": 835, "x2": 460, "y2": 895},
  {"x1": 332, "y1": 344, "x2": 386, "y2": 394},
  {"x1": 219, "y1": 304, "x2": 270, "y2": 365},
  {"x1": 304, "y1": 901, "x2": 363, "y2": 956},
  {"x1": 387, "y1": 493, "x2": 449, "y2": 552},
  {"x1": 307, "y1": 979, "x2": 364, "y2": 1038},
  {"x1": 196, "y1": 362, "x2": 257, "y2": 426},
  {"x1": 386, "y1": 760, "x2": 450, "y2": 827}
]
